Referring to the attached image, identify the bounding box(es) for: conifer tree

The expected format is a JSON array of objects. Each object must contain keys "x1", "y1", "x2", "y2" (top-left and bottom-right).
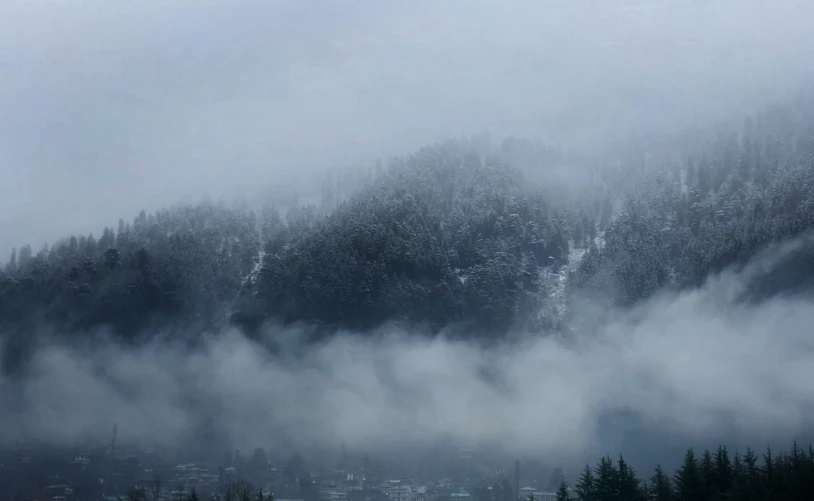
[
  {"x1": 575, "y1": 464, "x2": 596, "y2": 501},
  {"x1": 555, "y1": 482, "x2": 569, "y2": 501},
  {"x1": 761, "y1": 447, "x2": 775, "y2": 500},
  {"x1": 713, "y1": 445, "x2": 732, "y2": 499},
  {"x1": 674, "y1": 449, "x2": 703, "y2": 501},
  {"x1": 617, "y1": 455, "x2": 642, "y2": 501},
  {"x1": 700, "y1": 449, "x2": 715, "y2": 500},
  {"x1": 595, "y1": 456, "x2": 618, "y2": 501},
  {"x1": 649, "y1": 464, "x2": 673, "y2": 501}
]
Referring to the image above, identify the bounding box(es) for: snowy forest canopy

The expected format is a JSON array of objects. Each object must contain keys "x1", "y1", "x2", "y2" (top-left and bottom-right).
[{"x1": 2, "y1": 90, "x2": 814, "y2": 357}]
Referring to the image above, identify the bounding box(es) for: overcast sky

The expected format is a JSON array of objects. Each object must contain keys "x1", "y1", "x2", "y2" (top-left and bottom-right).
[{"x1": 2, "y1": 0, "x2": 814, "y2": 258}]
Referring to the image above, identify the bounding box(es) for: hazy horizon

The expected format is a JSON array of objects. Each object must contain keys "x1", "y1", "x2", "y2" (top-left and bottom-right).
[{"x1": 3, "y1": 0, "x2": 814, "y2": 258}]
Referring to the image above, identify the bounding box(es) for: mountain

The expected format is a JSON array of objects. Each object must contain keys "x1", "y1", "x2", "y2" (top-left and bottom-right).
[
  {"x1": 568, "y1": 92, "x2": 814, "y2": 307},
  {"x1": 2, "y1": 90, "x2": 814, "y2": 358}
]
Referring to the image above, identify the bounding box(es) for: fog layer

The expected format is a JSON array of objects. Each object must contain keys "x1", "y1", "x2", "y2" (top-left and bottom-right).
[{"x1": 2, "y1": 232, "x2": 812, "y2": 463}]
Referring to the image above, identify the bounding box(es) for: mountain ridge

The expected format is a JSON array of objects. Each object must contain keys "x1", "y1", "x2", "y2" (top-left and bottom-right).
[{"x1": 2, "y1": 93, "x2": 814, "y2": 357}]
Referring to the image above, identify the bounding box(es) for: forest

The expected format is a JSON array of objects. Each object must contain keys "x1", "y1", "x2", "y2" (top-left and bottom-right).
[
  {"x1": 2, "y1": 91, "x2": 814, "y2": 356},
  {"x1": 561, "y1": 440, "x2": 814, "y2": 501}
]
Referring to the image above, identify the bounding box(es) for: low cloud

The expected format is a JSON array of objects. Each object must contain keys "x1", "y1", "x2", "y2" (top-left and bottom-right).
[{"x1": 1, "y1": 234, "x2": 813, "y2": 467}]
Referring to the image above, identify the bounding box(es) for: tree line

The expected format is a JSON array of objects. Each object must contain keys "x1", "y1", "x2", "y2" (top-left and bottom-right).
[{"x1": 544, "y1": 441, "x2": 814, "y2": 501}]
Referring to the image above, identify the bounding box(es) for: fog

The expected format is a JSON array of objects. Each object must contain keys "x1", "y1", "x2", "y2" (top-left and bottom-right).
[
  {"x1": 2, "y1": 232, "x2": 812, "y2": 470},
  {"x1": 3, "y1": 0, "x2": 814, "y2": 258}
]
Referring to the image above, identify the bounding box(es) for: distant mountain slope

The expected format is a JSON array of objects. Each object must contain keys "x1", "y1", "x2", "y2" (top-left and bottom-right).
[
  {"x1": 567, "y1": 93, "x2": 814, "y2": 307},
  {"x1": 0, "y1": 139, "x2": 581, "y2": 346},
  {"x1": 2, "y1": 92, "x2": 814, "y2": 356},
  {"x1": 234, "y1": 140, "x2": 572, "y2": 334}
]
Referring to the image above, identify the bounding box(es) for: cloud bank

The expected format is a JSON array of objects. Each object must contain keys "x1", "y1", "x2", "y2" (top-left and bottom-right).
[{"x1": 2, "y1": 233, "x2": 812, "y2": 468}]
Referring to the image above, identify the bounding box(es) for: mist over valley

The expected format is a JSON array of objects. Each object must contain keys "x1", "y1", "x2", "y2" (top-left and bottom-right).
[{"x1": 2, "y1": 1, "x2": 814, "y2": 500}]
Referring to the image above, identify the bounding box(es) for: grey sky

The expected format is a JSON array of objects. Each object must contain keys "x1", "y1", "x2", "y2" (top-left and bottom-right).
[{"x1": 2, "y1": 0, "x2": 814, "y2": 257}]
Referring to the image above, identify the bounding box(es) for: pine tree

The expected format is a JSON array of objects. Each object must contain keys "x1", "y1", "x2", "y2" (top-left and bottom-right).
[
  {"x1": 649, "y1": 464, "x2": 673, "y2": 501},
  {"x1": 713, "y1": 445, "x2": 732, "y2": 499},
  {"x1": 742, "y1": 448, "x2": 760, "y2": 498},
  {"x1": 675, "y1": 448, "x2": 703, "y2": 501},
  {"x1": 595, "y1": 456, "x2": 618, "y2": 501},
  {"x1": 761, "y1": 448, "x2": 775, "y2": 500},
  {"x1": 617, "y1": 455, "x2": 642, "y2": 501},
  {"x1": 575, "y1": 464, "x2": 596, "y2": 501},
  {"x1": 729, "y1": 451, "x2": 750, "y2": 501},
  {"x1": 555, "y1": 482, "x2": 569, "y2": 501},
  {"x1": 788, "y1": 441, "x2": 805, "y2": 501},
  {"x1": 700, "y1": 449, "x2": 715, "y2": 500},
  {"x1": 640, "y1": 481, "x2": 650, "y2": 501}
]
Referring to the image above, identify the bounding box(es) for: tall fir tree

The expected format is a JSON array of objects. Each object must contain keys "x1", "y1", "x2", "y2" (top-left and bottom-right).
[
  {"x1": 713, "y1": 445, "x2": 732, "y2": 499},
  {"x1": 555, "y1": 482, "x2": 570, "y2": 501},
  {"x1": 595, "y1": 456, "x2": 618, "y2": 501},
  {"x1": 675, "y1": 448, "x2": 703, "y2": 501},
  {"x1": 617, "y1": 455, "x2": 642, "y2": 501},
  {"x1": 575, "y1": 464, "x2": 596, "y2": 501},
  {"x1": 700, "y1": 449, "x2": 715, "y2": 501},
  {"x1": 649, "y1": 464, "x2": 673, "y2": 501}
]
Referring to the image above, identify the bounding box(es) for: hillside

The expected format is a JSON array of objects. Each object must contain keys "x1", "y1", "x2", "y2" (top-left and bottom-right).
[
  {"x1": 568, "y1": 93, "x2": 814, "y2": 306},
  {"x1": 0, "y1": 139, "x2": 577, "y2": 343},
  {"x1": 2, "y1": 92, "x2": 814, "y2": 355}
]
